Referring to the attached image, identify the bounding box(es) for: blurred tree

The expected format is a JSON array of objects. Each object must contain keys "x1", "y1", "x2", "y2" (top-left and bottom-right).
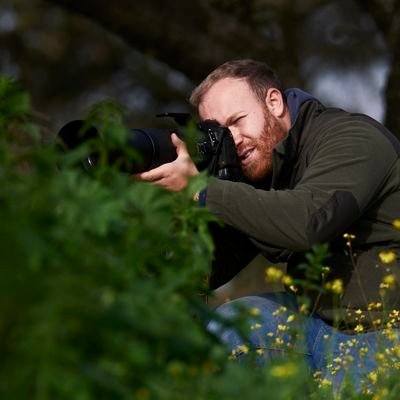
[
  {"x1": 45, "y1": 0, "x2": 396, "y2": 127},
  {"x1": 354, "y1": 0, "x2": 400, "y2": 134},
  {"x1": 2, "y1": 0, "x2": 397, "y2": 134},
  {"x1": 0, "y1": 0, "x2": 195, "y2": 129}
]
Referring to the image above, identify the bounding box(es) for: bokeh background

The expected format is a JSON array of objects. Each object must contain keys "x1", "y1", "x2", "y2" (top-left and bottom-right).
[{"x1": 2, "y1": 0, "x2": 399, "y2": 304}]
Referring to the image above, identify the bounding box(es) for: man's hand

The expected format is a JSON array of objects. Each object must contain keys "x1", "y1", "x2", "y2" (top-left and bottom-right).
[{"x1": 133, "y1": 133, "x2": 199, "y2": 192}]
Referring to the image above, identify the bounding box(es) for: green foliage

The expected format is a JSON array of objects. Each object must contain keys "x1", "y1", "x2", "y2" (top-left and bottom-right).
[
  {"x1": 0, "y1": 77, "x2": 218, "y2": 399},
  {"x1": 1, "y1": 77, "x2": 399, "y2": 400}
]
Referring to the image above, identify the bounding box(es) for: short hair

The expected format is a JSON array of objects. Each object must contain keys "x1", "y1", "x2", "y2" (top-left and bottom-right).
[{"x1": 189, "y1": 59, "x2": 284, "y2": 108}]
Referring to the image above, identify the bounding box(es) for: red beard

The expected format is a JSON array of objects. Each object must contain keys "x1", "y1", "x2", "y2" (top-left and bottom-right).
[{"x1": 241, "y1": 108, "x2": 287, "y2": 182}]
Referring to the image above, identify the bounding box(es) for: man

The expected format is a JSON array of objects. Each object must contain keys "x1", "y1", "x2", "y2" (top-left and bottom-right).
[{"x1": 135, "y1": 59, "x2": 400, "y2": 387}]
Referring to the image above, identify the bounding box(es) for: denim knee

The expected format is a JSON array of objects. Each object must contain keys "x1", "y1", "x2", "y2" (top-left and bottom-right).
[{"x1": 207, "y1": 292, "x2": 304, "y2": 360}]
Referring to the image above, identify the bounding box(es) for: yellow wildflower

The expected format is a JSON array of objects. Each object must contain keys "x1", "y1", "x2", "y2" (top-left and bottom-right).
[
  {"x1": 281, "y1": 275, "x2": 293, "y2": 285},
  {"x1": 379, "y1": 250, "x2": 397, "y2": 264},
  {"x1": 287, "y1": 315, "x2": 295, "y2": 323},
  {"x1": 256, "y1": 348, "x2": 265, "y2": 356},
  {"x1": 393, "y1": 344, "x2": 400, "y2": 357},
  {"x1": 313, "y1": 370, "x2": 322, "y2": 379},
  {"x1": 320, "y1": 378, "x2": 332, "y2": 387},
  {"x1": 354, "y1": 324, "x2": 364, "y2": 333},
  {"x1": 379, "y1": 274, "x2": 397, "y2": 289},
  {"x1": 250, "y1": 323, "x2": 262, "y2": 330},
  {"x1": 383, "y1": 273, "x2": 396, "y2": 288},
  {"x1": 325, "y1": 279, "x2": 343, "y2": 294},
  {"x1": 390, "y1": 309, "x2": 400, "y2": 318},
  {"x1": 344, "y1": 354, "x2": 354, "y2": 363},
  {"x1": 277, "y1": 324, "x2": 289, "y2": 331},
  {"x1": 232, "y1": 344, "x2": 249, "y2": 356},
  {"x1": 272, "y1": 306, "x2": 287, "y2": 316},
  {"x1": 249, "y1": 307, "x2": 261, "y2": 316},
  {"x1": 368, "y1": 301, "x2": 383, "y2": 311},
  {"x1": 393, "y1": 219, "x2": 400, "y2": 229},
  {"x1": 331, "y1": 366, "x2": 340, "y2": 374},
  {"x1": 368, "y1": 371, "x2": 378, "y2": 385},
  {"x1": 384, "y1": 329, "x2": 398, "y2": 341},
  {"x1": 299, "y1": 303, "x2": 308, "y2": 314},
  {"x1": 360, "y1": 347, "x2": 368, "y2": 356},
  {"x1": 265, "y1": 266, "x2": 283, "y2": 282},
  {"x1": 288, "y1": 284, "x2": 298, "y2": 293},
  {"x1": 331, "y1": 279, "x2": 343, "y2": 294},
  {"x1": 380, "y1": 283, "x2": 389, "y2": 290},
  {"x1": 270, "y1": 362, "x2": 298, "y2": 378}
]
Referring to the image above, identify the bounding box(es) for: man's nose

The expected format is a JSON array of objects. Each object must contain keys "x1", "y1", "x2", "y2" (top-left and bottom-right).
[{"x1": 229, "y1": 127, "x2": 243, "y2": 147}]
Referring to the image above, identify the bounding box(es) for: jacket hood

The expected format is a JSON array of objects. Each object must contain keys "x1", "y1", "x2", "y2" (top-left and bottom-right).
[{"x1": 284, "y1": 88, "x2": 316, "y2": 126}]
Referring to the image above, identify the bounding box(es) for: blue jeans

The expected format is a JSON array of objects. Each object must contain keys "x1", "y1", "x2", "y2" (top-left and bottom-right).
[{"x1": 207, "y1": 292, "x2": 399, "y2": 390}]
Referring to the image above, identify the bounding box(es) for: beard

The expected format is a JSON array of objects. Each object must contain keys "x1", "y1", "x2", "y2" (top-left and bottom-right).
[{"x1": 241, "y1": 108, "x2": 288, "y2": 182}]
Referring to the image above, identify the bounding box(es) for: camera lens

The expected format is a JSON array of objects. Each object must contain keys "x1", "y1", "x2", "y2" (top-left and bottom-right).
[{"x1": 57, "y1": 120, "x2": 177, "y2": 173}]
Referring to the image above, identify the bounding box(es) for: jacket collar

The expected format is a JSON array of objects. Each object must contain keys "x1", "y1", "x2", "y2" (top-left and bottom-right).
[
  {"x1": 274, "y1": 90, "x2": 325, "y2": 160},
  {"x1": 284, "y1": 88, "x2": 316, "y2": 126}
]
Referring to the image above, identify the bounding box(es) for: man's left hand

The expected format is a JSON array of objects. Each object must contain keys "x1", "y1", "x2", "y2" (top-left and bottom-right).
[{"x1": 133, "y1": 133, "x2": 199, "y2": 192}]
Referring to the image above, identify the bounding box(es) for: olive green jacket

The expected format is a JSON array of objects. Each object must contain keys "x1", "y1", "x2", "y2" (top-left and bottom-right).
[{"x1": 205, "y1": 98, "x2": 400, "y2": 329}]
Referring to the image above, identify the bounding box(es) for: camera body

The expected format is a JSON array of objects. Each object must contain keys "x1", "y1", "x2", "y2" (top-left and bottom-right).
[{"x1": 57, "y1": 113, "x2": 244, "y2": 182}]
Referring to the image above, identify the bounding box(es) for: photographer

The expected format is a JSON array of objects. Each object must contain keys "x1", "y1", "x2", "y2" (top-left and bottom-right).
[{"x1": 135, "y1": 59, "x2": 400, "y2": 387}]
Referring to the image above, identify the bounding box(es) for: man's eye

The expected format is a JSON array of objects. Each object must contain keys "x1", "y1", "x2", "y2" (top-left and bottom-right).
[{"x1": 232, "y1": 116, "x2": 245, "y2": 124}]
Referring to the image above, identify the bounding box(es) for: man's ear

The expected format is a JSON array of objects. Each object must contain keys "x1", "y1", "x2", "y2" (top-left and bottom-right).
[{"x1": 265, "y1": 88, "x2": 285, "y2": 118}]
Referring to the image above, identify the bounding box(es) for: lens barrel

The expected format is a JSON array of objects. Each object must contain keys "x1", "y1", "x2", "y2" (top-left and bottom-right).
[{"x1": 57, "y1": 120, "x2": 177, "y2": 173}]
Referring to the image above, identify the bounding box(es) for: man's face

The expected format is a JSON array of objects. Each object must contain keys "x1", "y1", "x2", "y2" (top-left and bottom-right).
[{"x1": 198, "y1": 78, "x2": 288, "y2": 181}]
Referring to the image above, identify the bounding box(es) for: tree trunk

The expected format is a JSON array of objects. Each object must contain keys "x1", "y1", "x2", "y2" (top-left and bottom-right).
[{"x1": 355, "y1": 0, "x2": 400, "y2": 138}]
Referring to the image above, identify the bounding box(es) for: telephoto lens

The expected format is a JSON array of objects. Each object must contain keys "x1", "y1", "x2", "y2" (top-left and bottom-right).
[{"x1": 57, "y1": 120, "x2": 177, "y2": 173}]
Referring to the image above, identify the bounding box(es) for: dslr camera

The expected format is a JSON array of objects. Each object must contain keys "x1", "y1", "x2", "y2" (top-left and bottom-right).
[{"x1": 58, "y1": 113, "x2": 244, "y2": 182}]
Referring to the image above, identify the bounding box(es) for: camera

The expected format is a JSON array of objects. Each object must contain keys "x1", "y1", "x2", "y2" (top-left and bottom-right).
[{"x1": 57, "y1": 113, "x2": 244, "y2": 182}]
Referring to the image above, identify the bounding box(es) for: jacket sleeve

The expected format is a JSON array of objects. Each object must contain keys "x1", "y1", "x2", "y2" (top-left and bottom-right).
[{"x1": 205, "y1": 118, "x2": 399, "y2": 253}]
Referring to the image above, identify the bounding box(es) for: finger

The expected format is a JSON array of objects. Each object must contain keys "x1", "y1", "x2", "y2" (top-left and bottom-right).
[
  {"x1": 133, "y1": 164, "x2": 170, "y2": 182},
  {"x1": 170, "y1": 133, "x2": 188, "y2": 156},
  {"x1": 142, "y1": 176, "x2": 177, "y2": 192},
  {"x1": 170, "y1": 132, "x2": 184, "y2": 145}
]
